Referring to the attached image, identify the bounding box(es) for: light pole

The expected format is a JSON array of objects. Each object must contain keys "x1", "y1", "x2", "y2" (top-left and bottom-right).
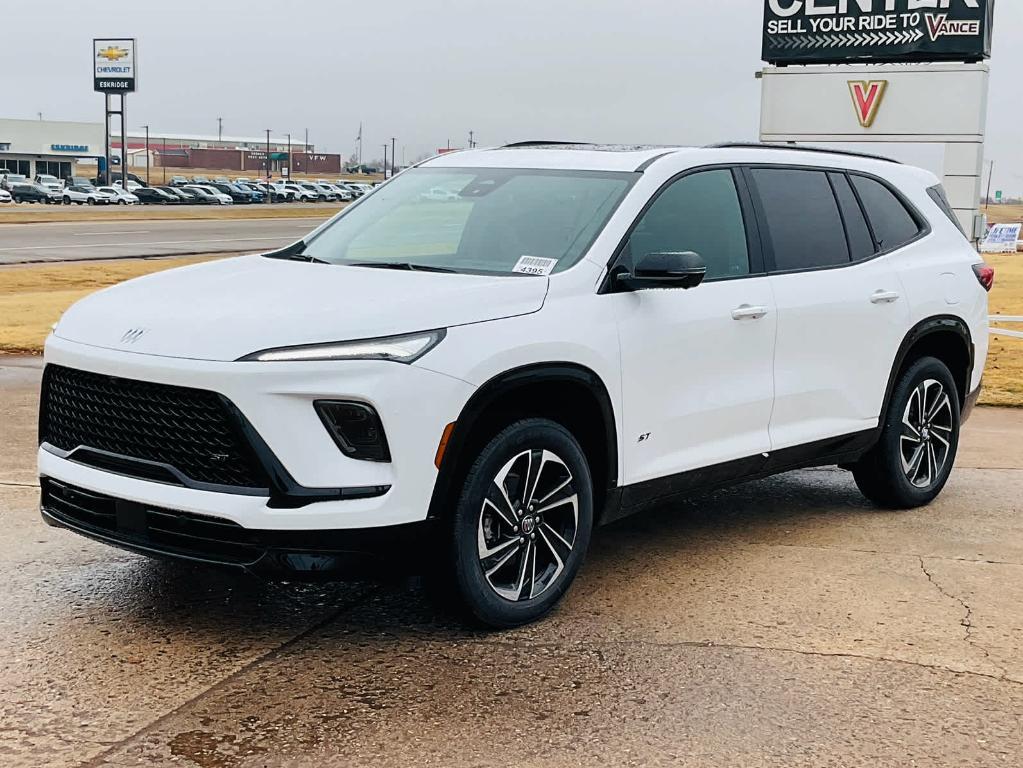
[
  {"x1": 140, "y1": 125, "x2": 150, "y2": 185},
  {"x1": 162, "y1": 136, "x2": 166, "y2": 185},
  {"x1": 382, "y1": 144, "x2": 388, "y2": 179},
  {"x1": 286, "y1": 132, "x2": 291, "y2": 180},
  {"x1": 265, "y1": 129, "x2": 272, "y2": 203},
  {"x1": 217, "y1": 117, "x2": 223, "y2": 142},
  {"x1": 391, "y1": 137, "x2": 396, "y2": 175},
  {"x1": 469, "y1": 130, "x2": 475, "y2": 149},
  {"x1": 985, "y1": 160, "x2": 994, "y2": 210}
]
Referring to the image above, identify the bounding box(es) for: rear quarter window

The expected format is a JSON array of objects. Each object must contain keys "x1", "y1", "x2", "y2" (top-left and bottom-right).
[
  {"x1": 850, "y1": 175, "x2": 922, "y2": 252},
  {"x1": 926, "y1": 184, "x2": 967, "y2": 237}
]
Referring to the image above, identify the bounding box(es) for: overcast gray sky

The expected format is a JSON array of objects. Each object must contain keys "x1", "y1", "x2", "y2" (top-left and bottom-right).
[{"x1": 4, "y1": 0, "x2": 1021, "y2": 191}]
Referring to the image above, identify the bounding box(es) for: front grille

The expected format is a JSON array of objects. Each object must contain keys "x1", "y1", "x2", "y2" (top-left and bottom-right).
[
  {"x1": 41, "y1": 478, "x2": 261, "y2": 564},
  {"x1": 40, "y1": 365, "x2": 269, "y2": 490}
]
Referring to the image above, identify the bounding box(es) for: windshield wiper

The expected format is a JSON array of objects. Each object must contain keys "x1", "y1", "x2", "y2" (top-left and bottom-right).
[
  {"x1": 263, "y1": 241, "x2": 329, "y2": 264},
  {"x1": 348, "y1": 261, "x2": 457, "y2": 274}
]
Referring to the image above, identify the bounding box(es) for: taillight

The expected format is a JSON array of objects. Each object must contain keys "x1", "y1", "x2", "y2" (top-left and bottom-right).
[{"x1": 972, "y1": 263, "x2": 995, "y2": 292}]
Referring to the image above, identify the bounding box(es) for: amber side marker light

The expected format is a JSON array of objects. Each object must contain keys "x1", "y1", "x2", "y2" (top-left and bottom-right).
[{"x1": 435, "y1": 422, "x2": 456, "y2": 469}]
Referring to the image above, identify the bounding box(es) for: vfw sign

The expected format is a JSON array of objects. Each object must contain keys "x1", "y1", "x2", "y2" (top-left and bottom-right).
[{"x1": 763, "y1": 0, "x2": 995, "y2": 65}]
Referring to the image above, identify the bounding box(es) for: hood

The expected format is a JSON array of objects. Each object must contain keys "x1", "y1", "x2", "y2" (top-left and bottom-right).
[{"x1": 55, "y1": 254, "x2": 549, "y2": 362}]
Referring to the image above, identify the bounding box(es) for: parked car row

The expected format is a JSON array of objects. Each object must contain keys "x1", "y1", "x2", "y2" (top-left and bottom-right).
[
  {"x1": 0, "y1": 182, "x2": 140, "y2": 205},
  {"x1": 167, "y1": 175, "x2": 372, "y2": 203},
  {"x1": 0, "y1": 171, "x2": 375, "y2": 207}
]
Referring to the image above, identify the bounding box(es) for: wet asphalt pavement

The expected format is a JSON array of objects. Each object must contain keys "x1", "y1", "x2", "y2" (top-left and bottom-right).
[{"x1": 1, "y1": 356, "x2": 1021, "y2": 767}]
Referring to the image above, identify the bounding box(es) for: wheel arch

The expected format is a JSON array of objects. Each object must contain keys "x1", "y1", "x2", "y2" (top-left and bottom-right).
[
  {"x1": 427, "y1": 363, "x2": 619, "y2": 523},
  {"x1": 881, "y1": 315, "x2": 974, "y2": 425}
]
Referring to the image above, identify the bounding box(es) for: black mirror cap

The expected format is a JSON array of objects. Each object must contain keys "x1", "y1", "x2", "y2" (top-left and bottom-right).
[{"x1": 623, "y1": 251, "x2": 707, "y2": 291}]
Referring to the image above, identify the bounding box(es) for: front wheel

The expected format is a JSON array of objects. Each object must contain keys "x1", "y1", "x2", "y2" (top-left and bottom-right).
[
  {"x1": 853, "y1": 356, "x2": 960, "y2": 509},
  {"x1": 449, "y1": 418, "x2": 593, "y2": 628}
]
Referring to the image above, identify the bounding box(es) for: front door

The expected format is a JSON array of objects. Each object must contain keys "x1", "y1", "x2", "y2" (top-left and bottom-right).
[{"x1": 608, "y1": 168, "x2": 777, "y2": 487}]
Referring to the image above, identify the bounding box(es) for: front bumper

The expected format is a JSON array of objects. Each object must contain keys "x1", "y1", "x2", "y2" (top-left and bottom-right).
[
  {"x1": 41, "y1": 478, "x2": 435, "y2": 579},
  {"x1": 40, "y1": 334, "x2": 475, "y2": 531}
]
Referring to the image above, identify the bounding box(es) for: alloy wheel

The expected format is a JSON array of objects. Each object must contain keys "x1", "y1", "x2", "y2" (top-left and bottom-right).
[
  {"x1": 477, "y1": 448, "x2": 578, "y2": 602},
  {"x1": 900, "y1": 378, "x2": 954, "y2": 489}
]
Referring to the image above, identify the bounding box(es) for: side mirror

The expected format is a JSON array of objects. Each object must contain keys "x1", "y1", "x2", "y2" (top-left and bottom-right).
[{"x1": 618, "y1": 251, "x2": 707, "y2": 291}]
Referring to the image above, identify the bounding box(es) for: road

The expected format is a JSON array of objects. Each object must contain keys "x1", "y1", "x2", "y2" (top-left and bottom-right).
[
  {"x1": 1, "y1": 356, "x2": 1022, "y2": 767},
  {"x1": 0, "y1": 216, "x2": 331, "y2": 264}
]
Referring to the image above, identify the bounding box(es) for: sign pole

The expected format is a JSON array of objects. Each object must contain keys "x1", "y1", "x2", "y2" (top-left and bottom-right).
[
  {"x1": 103, "y1": 93, "x2": 111, "y2": 186},
  {"x1": 120, "y1": 95, "x2": 128, "y2": 188}
]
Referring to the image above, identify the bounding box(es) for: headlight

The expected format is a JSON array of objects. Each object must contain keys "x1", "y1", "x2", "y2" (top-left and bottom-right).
[{"x1": 239, "y1": 329, "x2": 446, "y2": 363}]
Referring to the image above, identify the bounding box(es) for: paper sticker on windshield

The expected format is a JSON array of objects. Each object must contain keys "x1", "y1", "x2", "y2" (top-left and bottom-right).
[{"x1": 513, "y1": 256, "x2": 558, "y2": 276}]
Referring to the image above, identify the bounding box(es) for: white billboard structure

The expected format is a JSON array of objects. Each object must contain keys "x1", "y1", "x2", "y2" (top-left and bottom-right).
[{"x1": 759, "y1": 62, "x2": 989, "y2": 239}]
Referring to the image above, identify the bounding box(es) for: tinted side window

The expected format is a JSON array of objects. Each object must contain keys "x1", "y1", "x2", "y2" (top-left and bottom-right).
[
  {"x1": 624, "y1": 170, "x2": 749, "y2": 281},
  {"x1": 926, "y1": 184, "x2": 967, "y2": 237},
  {"x1": 829, "y1": 173, "x2": 875, "y2": 261},
  {"x1": 750, "y1": 168, "x2": 849, "y2": 272},
  {"x1": 850, "y1": 175, "x2": 921, "y2": 251}
]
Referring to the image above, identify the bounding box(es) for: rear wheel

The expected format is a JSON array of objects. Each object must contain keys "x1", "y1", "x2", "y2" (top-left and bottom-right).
[
  {"x1": 853, "y1": 357, "x2": 960, "y2": 509},
  {"x1": 62, "y1": 196, "x2": 71, "y2": 205},
  {"x1": 448, "y1": 418, "x2": 593, "y2": 628}
]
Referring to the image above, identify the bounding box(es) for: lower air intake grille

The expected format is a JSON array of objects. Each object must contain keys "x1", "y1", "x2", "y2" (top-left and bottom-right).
[{"x1": 40, "y1": 364, "x2": 269, "y2": 490}]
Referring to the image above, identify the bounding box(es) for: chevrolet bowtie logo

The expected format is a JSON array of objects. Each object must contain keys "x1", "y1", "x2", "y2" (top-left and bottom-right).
[
  {"x1": 97, "y1": 46, "x2": 129, "y2": 62},
  {"x1": 119, "y1": 328, "x2": 148, "y2": 344}
]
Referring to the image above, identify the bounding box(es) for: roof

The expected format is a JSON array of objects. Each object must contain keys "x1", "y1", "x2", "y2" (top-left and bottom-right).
[
  {"x1": 424, "y1": 144, "x2": 684, "y2": 172},
  {"x1": 114, "y1": 129, "x2": 311, "y2": 147},
  {"x1": 421, "y1": 141, "x2": 916, "y2": 175}
]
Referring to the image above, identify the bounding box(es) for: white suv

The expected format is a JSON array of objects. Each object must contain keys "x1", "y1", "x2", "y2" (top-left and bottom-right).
[{"x1": 38, "y1": 143, "x2": 991, "y2": 627}]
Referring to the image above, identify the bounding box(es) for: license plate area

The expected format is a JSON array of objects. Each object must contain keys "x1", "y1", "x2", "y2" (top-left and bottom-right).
[{"x1": 115, "y1": 499, "x2": 148, "y2": 535}]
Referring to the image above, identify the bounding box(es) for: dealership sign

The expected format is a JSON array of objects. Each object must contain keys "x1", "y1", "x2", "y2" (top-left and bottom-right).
[
  {"x1": 763, "y1": 0, "x2": 994, "y2": 65},
  {"x1": 93, "y1": 38, "x2": 137, "y2": 92},
  {"x1": 848, "y1": 80, "x2": 887, "y2": 126}
]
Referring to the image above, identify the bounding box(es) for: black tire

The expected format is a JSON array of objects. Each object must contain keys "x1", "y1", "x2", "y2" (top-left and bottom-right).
[
  {"x1": 853, "y1": 356, "x2": 960, "y2": 509},
  {"x1": 63, "y1": 196, "x2": 71, "y2": 205},
  {"x1": 448, "y1": 418, "x2": 593, "y2": 628}
]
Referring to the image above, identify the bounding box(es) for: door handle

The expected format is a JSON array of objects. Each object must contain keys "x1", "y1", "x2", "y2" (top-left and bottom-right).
[
  {"x1": 870, "y1": 290, "x2": 901, "y2": 304},
  {"x1": 731, "y1": 304, "x2": 769, "y2": 321}
]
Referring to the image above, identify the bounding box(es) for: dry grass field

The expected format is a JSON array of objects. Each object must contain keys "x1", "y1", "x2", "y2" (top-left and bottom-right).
[
  {"x1": 985, "y1": 251, "x2": 1023, "y2": 406},
  {"x1": 0, "y1": 251, "x2": 1020, "y2": 407},
  {"x1": 985, "y1": 203, "x2": 1023, "y2": 225}
]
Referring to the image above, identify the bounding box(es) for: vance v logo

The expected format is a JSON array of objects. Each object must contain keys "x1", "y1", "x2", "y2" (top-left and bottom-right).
[{"x1": 848, "y1": 80, "x2": 888, "y2": 129}]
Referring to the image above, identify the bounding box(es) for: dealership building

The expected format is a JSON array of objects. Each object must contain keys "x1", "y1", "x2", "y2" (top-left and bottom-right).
[
  {"x1": 0, "y1": 118, "x2": 105, "y2": 179},
  {"x1": 1, "y1": 117, "x2": 335, "y2": 180}
]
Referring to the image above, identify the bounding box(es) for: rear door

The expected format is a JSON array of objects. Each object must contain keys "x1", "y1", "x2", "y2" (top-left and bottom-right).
[
  {"x1": 609, "y1": 167, "x2": 778, "y2": 486},
  {"x1": 746, "y1": 166, "x2": 918, "y2": 451}
]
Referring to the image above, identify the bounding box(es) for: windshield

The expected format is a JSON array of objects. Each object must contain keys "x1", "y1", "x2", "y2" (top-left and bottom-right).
[{"x1": 299, "y1": 167, "x2": 636, "y2": 275}]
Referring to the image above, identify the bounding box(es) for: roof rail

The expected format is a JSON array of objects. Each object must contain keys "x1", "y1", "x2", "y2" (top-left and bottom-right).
[
  {"x1": 705, "y1": 142, "x2": 901, "y2": 165},
  {"x1": 501, "y1": 141, "x2": 592, "y2": 149}
]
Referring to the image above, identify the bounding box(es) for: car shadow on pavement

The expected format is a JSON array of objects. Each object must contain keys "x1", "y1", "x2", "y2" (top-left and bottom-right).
[{"x1": 57, "y1": 467, "x2": 878, "y2": 640}]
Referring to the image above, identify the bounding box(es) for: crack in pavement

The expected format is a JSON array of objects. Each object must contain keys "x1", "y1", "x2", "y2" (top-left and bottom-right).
[
  {"x1": 467, "y1": 636, "x2": 1023, "y2": 688},
  {"x1": 770, "y1": 542, "x2": 1023, "y2": 568},
  {"x1": 917, "y1": 555, "x2": 1009, "y2": 680}
]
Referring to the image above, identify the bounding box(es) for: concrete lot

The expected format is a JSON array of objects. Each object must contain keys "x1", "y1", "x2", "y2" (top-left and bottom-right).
[
  {"x1": 0, "y1": 216, "x2": 330, "y2": 264},
  {"x1": 1, "y1": 355, "x2": 1021, "y2": 767}
]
